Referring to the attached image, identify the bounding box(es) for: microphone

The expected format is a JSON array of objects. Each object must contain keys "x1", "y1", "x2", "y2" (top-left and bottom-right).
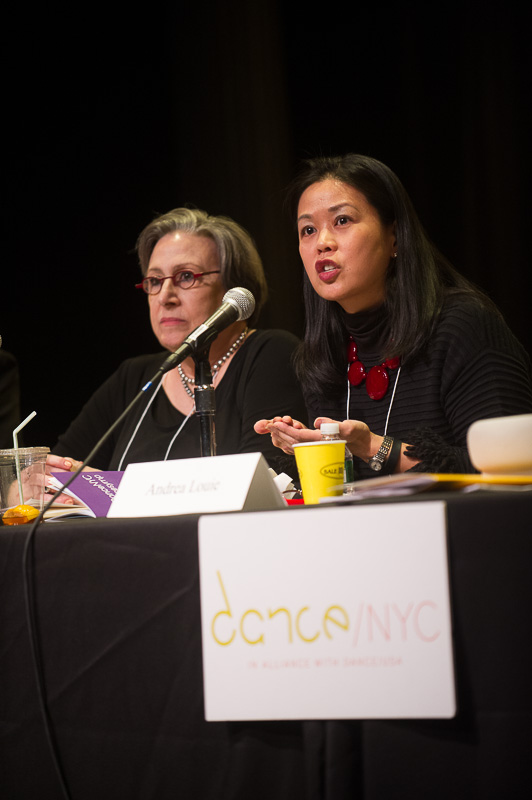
[{"x1": 158, "y1": 287, "x2": 255, "y2": 374}]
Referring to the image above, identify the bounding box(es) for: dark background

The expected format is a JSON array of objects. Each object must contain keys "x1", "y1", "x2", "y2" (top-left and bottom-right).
[{"x1": 4, "y1": 2, "x2": 530, "y2": 448}]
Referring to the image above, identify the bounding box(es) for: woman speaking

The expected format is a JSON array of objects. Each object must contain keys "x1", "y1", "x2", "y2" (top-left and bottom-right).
[{"x1": 255, "y1": 154, "x2": 532, "y2": 477}]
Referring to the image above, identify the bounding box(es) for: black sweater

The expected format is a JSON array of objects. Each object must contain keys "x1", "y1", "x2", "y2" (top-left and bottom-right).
[
  {"x1": 54, "y1": 330, "x2": 307, "y2": 474},
  {"x1": 306, "y1": 299, "x2": 532, "y2": 477}
]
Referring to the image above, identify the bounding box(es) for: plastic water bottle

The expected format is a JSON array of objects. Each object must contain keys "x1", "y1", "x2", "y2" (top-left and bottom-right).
[{"x1": 320, "y1": 422, "x2": 355, "y2": 484}]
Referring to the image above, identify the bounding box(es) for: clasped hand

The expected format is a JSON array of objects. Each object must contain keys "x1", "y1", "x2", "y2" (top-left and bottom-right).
[
  {"x1": 44, "y1": 454, "x2": 99, "y2": 505},
  {"x1": 254, "y1": 415, "x2": 380, "y2": 463}
]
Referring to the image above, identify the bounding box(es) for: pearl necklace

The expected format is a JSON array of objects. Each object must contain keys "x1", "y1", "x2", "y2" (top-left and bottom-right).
[{"x1": 177, "y1": 328, "x2": 249, "y2": 398}]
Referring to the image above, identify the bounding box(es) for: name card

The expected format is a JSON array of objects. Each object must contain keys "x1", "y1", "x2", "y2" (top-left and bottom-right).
[
  {"x1": 108, "y1": 452, "x2": 284, "y2": 518},
  {"x1": 198, "y1": 501, "x2": 455, "y2": 720}
]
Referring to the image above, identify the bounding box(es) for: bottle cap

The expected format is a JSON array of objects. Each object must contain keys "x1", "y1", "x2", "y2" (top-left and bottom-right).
[{"x1": 320, "y1": 422, "x2": 340, "y2": 435}]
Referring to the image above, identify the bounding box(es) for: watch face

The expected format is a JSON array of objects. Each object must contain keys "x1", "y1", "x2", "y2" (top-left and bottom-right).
[{"x1": 369, "y1": 458, "x2": 383, "y2": 472}]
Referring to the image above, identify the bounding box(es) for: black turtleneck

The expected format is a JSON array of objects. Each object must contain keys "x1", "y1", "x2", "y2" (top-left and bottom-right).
[
  {"x1": 340, "y1": 304, "x2": 392, "y2": 363},
  {"x1": 305, "y1": 297, "x2": 532, "y2": 477}
]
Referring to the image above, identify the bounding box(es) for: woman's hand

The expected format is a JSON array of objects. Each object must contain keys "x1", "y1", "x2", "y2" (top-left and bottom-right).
[
  {"x1": 314, "y1": 417, "x2": 380, "y2": 462},
  {"x1": 45, "y1": 454, "x2": 100, "y2": 475},
  {"x1": 315, "y1": 417, "x2": 417, "y2": 472},
  {"x1": 254, "y1": 416, "x2": 321, "y2": 454},
  {"x1": 254, "y1": 414, "x2": 379, "y2": 459},
  {"x1": 254, "y1": 414, "x2": 407, "y2": 470},
  {"x1": 45, "y1": 454, "x2": 99, "y2": 504}
]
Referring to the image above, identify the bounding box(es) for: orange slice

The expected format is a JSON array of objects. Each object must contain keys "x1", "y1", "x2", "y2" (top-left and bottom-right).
[{"x1": 2, "y1": 504, "x2": 40, "y2": 525}]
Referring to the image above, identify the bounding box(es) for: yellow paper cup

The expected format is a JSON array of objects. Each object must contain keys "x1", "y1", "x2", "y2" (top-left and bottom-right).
[{"x1": 293, "y1": 440, "x2": 345, "y2": 505}]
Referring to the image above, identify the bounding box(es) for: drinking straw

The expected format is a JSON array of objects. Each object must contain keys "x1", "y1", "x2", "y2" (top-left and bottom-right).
[{"x1": 13, "y1": 411, "x2": 37, "y2": 504}]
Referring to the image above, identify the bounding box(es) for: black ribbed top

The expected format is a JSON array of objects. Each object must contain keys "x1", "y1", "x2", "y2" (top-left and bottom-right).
[{"x1": 307, "y1": 298, "x2": 532, "y2": 475}]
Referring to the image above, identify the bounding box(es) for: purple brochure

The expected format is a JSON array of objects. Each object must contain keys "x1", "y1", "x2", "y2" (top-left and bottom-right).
[{"x1": 51, "y1": 471, "x2": 124, "y2": 517}]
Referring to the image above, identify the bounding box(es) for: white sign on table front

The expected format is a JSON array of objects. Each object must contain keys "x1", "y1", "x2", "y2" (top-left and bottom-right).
[
  {"x1": 198, "y1": 501, "x2": 455, "y2": 720},
  {"x1": 108, "y1": 452, "x2": 284, "y2": 518}
]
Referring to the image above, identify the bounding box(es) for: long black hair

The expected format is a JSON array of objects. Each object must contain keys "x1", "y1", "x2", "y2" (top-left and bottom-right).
[{"x1": 289, "y1": 154, "x2": 497, "y2": 398}]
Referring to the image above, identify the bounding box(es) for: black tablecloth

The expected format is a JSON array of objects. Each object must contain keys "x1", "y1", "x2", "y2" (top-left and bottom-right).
[{"x1": 1, "y1": 491, "x2": 531, "y2": 799}]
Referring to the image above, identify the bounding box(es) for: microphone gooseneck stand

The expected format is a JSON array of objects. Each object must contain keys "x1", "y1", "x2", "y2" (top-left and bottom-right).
[{"x1": 193, "y1": 345, "x2": 217, "y2": 457}]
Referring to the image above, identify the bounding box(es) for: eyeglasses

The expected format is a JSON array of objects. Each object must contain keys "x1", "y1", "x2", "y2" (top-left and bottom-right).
[{"x1": 135, "y1": 269, "x2": 221, "y2": 295}]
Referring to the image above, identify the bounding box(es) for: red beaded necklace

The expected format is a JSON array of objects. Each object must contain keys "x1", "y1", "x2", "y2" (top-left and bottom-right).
[{"x1": 347, "y1": 337, "x2": 401, "y2": 400}]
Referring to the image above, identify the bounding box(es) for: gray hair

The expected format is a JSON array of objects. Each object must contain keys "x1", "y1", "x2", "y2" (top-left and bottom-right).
[{"x1": 136, "y1": 207, "x2": 267, "y2": 325}]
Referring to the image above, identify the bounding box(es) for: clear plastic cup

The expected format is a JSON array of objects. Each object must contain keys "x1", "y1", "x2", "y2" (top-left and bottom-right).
[{"x1": 0, "y1": 446, "x2": 50, "y2": 525}]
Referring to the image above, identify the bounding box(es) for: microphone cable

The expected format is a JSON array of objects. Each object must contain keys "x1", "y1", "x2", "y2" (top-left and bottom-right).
[
  {"x1": 20, "y1": 360, "x2": 171, "y2": 800},
  {"x1": 20, "y1": 289, "x2": 254, "y2": 796}
]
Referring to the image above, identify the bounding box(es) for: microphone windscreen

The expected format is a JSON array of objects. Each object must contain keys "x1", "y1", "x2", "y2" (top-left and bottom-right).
[{"x1": 223, "y1": 287, "x2": 255, "y2": 321}]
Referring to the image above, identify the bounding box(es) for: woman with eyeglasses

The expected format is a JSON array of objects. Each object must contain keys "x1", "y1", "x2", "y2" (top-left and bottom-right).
[
  {"x1": 255, "y1": 154, "x2": 532, "y2": 478},
  {"x1": 47, "y1": 208, "x2": 306, "y2": 476}
]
